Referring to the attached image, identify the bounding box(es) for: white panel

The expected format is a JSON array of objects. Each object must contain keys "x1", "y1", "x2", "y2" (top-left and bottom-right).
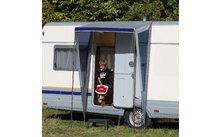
[
  {"x1": 113, "y1": 54, "x2": 134, "y2": 108},
  {"x1": 42, "y1": 22, "x2": 89, "y2": 43},
  {"x1": 147, "y1": 45, "x2": 179, "y2": 101},
  {"x1": 113, "y1": 33, "x2": 134, "y2": 108},
  {"x1": 42, "y1": 43, "x2": 80, "y2": 88},
  {"x1": 151, "y1": 24, "x2": 179, "y2": 44},
  {"x1": 135, "y1": 56, "x2": 142, "y2": 98},
  {"x1": 88, "y1": 56, "x2": 94, "y2": 89},
  {"x1": 114, "y1": 54, "x2": 134, "y2": 74},
  {"x1": 43, "y1": 25, "x2": 75, "y2": 43},
  {"x1": 113, "y1": 75, "x2": 134, "y2": 108}
]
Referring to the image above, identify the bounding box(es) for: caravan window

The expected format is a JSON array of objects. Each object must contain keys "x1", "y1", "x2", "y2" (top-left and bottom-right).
[{"x1": 53, "y1": 45, "x2": 78, "y2": 71}]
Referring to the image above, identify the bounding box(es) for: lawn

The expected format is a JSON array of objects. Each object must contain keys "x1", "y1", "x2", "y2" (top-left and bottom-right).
[{"x1": 42, "y1": 108, "x2": 178, "y2": 137}]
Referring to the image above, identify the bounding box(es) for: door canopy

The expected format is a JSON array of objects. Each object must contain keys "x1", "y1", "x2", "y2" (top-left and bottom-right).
[{"x1": 75, "y1": 21, "x2": 151, "y2": 33}]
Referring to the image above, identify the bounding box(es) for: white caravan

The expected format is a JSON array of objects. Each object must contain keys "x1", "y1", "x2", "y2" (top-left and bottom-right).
[{"x1": 42, "y1": 21, "x2": 179, "y2": 128}]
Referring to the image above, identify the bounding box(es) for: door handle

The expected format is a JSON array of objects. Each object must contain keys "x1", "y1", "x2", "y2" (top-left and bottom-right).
[
  {"x1": 131, "y1": 73, "x2": 135, "y2": 79},
  {"x1": 129, "y1": 61, "x2": 134, "y2": 67}
]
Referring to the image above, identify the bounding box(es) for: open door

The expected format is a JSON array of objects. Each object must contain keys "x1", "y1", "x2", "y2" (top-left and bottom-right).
[
  {"x1": 93, "y1": 32, "x2": 115, "y2": 106},
  {"x1": 113, "y1": 33, "x2": 135, "y2": 108}
]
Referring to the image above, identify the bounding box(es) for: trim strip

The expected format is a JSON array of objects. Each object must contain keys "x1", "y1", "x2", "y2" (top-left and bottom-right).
[
  {"x1": 150, "y1": 42, "x2": 179, "y2": 45},
  {"x1": 42, "y1": 90, "x2": 92, "y2": 96},
  {"x1": 75, "y1": 27, "x2": 134, "y2": 32},
  {"x1": 42, "y1": 86, "x2": 81, "y2": 90}
]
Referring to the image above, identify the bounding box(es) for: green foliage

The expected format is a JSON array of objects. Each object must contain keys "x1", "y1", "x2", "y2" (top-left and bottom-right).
[
  {"x1": 162, "y1": 0, "x2": 179, "y2": 21},
  {"x1": 42, "y1": 0, "x2": 66, "y2": 25},
  {"x1": 42, "y1": 0, "x2": 179, "y2": 26}
]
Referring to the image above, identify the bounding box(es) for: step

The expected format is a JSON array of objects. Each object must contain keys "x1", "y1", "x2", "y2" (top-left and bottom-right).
[{"x1": 86, "y1": 119, "x2": 113, "y2": 130}]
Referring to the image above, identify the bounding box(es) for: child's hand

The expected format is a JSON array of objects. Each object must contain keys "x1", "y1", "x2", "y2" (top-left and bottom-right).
[
  {"x1": 98, "y1": 77, "x2": 102, "y2": 85},
  {"x1": 100, "y1": 72, "x2": 106, "y2": 78}
]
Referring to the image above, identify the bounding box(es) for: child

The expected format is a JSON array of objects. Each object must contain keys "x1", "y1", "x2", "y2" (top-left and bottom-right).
[{"x1": 97, "y1": 59, "x2": 112, "y2": 106}]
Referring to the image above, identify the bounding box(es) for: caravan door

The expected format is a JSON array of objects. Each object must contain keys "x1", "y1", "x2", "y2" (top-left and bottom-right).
[{"x1": 113, "y1": 33, "x2": 135, "y2": 108}]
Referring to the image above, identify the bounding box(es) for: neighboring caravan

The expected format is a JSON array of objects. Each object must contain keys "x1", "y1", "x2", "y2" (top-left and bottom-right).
[{"x1": 42, "y1": 21, "x2": 179, "y2": 128}]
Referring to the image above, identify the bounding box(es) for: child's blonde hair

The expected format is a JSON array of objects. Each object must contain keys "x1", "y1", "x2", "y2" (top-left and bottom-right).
[{"x1": 99, "y1": 59, "x2": 107, "y2": 66}]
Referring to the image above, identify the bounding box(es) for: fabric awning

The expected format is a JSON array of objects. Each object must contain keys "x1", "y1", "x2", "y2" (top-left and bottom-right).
[{"x1": 75, "y1": 21, "x2": 151, "y2": 33}]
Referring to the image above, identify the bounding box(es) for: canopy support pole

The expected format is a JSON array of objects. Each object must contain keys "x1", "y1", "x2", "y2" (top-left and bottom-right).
[{"x1": 141, "y1": 24, "x2": 152, "y2": 129}]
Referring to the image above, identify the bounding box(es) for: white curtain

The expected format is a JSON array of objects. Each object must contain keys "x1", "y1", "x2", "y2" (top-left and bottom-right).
[
  {"x1": 55, "y1": 48, "x2": 77, "y2": 70},
  {"x1": 99, "y1": 48, "x2": 114, "y2": 69}
]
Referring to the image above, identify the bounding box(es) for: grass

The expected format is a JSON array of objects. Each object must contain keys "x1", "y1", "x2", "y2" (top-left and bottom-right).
[{"x1": 43, "y1": 108, "x2": 179, "y2": 137}]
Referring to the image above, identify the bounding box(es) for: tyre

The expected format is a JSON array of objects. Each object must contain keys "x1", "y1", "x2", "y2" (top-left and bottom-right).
[{"x1": 124, "y1": 108, "x2": 152, "y2": 129}]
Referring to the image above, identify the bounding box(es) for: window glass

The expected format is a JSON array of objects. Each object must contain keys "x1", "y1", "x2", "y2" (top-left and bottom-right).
[{"x1": 54, "y1": 45, "x2": 78, "y2": 71}]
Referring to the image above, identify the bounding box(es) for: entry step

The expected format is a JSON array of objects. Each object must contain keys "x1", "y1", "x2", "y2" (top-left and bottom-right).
[{"x1": 86, "y1": 119, "x2": 113, "y2": 130}]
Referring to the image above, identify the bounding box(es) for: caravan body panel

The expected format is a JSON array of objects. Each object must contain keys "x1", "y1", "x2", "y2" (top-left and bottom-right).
[
  {"x1": 42, "y1": 21, "x2": 179, "y2": 119},
  {"x1": 148, "y1": 22, "x2": 179, "y2": 102}
]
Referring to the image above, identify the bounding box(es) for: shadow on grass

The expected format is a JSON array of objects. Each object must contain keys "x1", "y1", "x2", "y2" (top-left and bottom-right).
[
  {"x1": 46, "y1": 109, "x2": 178, "y2": 129},
  {"x1": 151, "y1": 122, "x2": 179, "y2": 129},
  {"x1": 47, "y1": 110, "x2": 124, "y2": 126}
]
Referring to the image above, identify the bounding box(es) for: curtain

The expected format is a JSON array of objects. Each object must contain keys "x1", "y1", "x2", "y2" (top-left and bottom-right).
[
  {"x1": 100, "y1": 48, "x2": 114, "y2": 69},
  {"x1": 55, "y1": 47, "x2": 77, "y2": 70}
]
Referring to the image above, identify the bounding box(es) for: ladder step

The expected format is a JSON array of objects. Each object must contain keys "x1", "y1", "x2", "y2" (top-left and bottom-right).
[{"x1": 86, "y1": 119, "x2": 113, "y2": 130}]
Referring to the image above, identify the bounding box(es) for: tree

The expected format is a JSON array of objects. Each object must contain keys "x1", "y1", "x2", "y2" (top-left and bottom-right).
[
  {"x1": 42, "y1": 0, "x2": 179, "y2": 26},
  {"x1": 162, "y1": 0, "x2": 179, "y2": 21},
  {"x1": 42, "y1": 0, "x2": 65, "y2": 26}
]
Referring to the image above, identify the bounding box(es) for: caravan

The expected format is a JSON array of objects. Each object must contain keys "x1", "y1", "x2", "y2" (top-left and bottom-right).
[{"x1": 42, "y1": 21, "x2": 179, "y2": 128}]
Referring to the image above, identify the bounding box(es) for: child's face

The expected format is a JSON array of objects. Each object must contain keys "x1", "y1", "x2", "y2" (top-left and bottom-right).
[{"x1": 99, "y1": 64, "x2": 106, "y2": 71}]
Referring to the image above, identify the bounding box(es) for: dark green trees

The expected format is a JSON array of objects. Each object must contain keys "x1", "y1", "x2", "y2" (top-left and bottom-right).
[{"x1": 42, "y1": 0, "x2": 179, "y2": 26}]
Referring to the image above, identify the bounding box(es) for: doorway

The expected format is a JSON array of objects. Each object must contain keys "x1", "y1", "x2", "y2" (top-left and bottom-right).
[{"x1": 93, "y1": 32, "x2": 115, "y2": 106}]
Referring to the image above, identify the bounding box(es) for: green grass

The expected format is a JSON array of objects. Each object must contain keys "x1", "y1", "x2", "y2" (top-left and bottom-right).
[{"x1": 43, "y1": 108, "x2": 178, "y2": 137}]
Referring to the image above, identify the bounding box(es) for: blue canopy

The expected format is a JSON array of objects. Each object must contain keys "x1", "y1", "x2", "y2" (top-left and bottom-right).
[{"x1": 75, "y1": 21, "x2": 151, "y2": 33}]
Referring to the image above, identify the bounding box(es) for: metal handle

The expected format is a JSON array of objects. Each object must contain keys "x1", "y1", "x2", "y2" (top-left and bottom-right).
[
  {"x1": 131, "y1": 73, "x2": 135, "y2": 79},
  {"x1": 129, "y1": 61, "x2": 134, "y2": 67}
]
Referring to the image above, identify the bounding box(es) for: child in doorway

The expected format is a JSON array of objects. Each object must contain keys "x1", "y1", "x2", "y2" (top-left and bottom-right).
[{"x1": 97, "y1": 59, "x2": 113, "y2": 106}]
